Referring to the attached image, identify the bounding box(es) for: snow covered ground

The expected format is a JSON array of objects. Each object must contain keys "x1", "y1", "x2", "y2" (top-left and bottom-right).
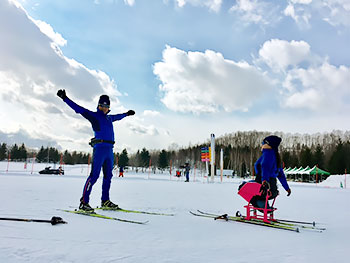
[{"x1": 0, "y1": 161, "x2": 349, "y2": 263}]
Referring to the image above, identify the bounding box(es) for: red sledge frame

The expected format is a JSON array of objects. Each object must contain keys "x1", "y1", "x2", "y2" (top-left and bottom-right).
[{"x1": 238, "y1": 182, "x2": 278, "y2": 224}]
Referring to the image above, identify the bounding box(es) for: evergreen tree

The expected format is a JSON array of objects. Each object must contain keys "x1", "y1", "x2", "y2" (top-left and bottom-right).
[
  {"x1": 344, "y1": 141, "x2": 350, "y2": 173},
  {"x1": 281, "y1": 151, "x2": 291, "y2": 168},
  {"x1": 140, "y1": 148, "x2": 150, "y2": 168},
  {"x1": 158, "y1": 149, "x2": 169, "y2": 170},
  {"x1": 76, "y1": 152, "x2": 85, "y2": 164},
  {"x1": 18, "y1": 143, "x2": 27, "y2": 161},
  {"x1": 63, "y1": 150, "x2": 74, "y2": 165},
  {"x1": 71, "y1": 151, "x2": 79, "y2": 164},
  {"x1": 328, "y1": 140, "x2": 347, "y2": 174},
  {"x1": 118, "y1": 149, "x2": 129, "y2": 167},
  {"x1": 10, "y1": 144, "x2": 20, "y2": 160},
  {"x1": 49, "y1": 147, "x2": 60, "y2": 163},
  {"x1": 36, "y1": 146, "x2": 48, "y2": 163},
  {"x1": 82, "y1": 153, "x2": 90, "y2": 164},
  {"x1": 241, "y1": 162, "x2": 247, "y2": 177},
  {"x1": 299, "y1": 145, "x2": 313, "y2": 167},
  {"x1": 289, "y1": 151, "x2": 299, "y2": 168},
  {"x1": 0, "y1": 143, "x2": 8, "y2": 160},
  {"x1": 313, "y1": 144, "x2": 325, "y2": 168}
]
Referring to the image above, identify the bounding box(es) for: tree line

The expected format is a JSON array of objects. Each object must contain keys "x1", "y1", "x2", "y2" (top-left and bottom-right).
[
  {"x1": 0, "y1": 143, "x2": 90, "y2": 165},
  {"x1": 126, "y1": 130, "x2": 350, "y2": 175},
  {"x1": 1, "y1": 130, "x2": 350, "y2": 175},
  {"x1": 0, "y1": 142, "x2": 171, "y2": 172}
]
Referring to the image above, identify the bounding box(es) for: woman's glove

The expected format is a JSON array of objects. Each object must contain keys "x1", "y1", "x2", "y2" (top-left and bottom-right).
[{"x1": 287, "y1": 188, "x2": 291, "y2": 196}]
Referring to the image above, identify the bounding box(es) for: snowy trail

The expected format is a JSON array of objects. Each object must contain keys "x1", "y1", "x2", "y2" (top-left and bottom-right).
[{"x1": 0, "y1": 163, "x2": 349, "y2": 263}]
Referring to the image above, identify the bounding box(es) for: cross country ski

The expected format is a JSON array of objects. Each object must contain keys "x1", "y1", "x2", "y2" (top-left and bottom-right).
[
  {"x1": 61, "y1": 209, "x2": 148, "y2": 225},
  {"x1": 190, "y1": 210, "x2": 325, "y2": 232},
  {"x1": 95, "y1": 206, "x2": 175, "y2": 216}
]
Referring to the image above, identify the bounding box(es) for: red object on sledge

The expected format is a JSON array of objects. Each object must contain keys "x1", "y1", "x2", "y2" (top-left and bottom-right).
[
  {"x1": 238, "y1": 182, "x2": 261, "y2": 203},
  {"x1": 238, "y1": 182, "x2": 277, "y2": 224}
]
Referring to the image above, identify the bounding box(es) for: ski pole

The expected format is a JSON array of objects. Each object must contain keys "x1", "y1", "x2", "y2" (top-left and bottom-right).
[{"x1": 0, "y1": 216, "x2": 67, "y2": 225}]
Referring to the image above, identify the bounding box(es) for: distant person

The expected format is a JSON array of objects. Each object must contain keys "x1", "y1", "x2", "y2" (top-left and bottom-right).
[
  {"x1": 57, "y1": 89, "x2": 135, "y2": 212},
  {"x1": 184, "y1": 163, "x2": 190, "y2": 182},
  {"x1": 119, "y1": 166, "x2": 124, "y2": 177},
  {"x1": 252, "y1": 135, "x2": 291, "y2": 208}
]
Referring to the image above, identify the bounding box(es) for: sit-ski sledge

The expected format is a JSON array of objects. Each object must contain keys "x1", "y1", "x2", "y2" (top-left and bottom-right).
[{"x1": 190, "y1": 182, "x2": 325, "y2": 232}]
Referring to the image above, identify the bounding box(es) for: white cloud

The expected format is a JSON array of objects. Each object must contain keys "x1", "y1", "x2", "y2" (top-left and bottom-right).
[
  {"x1": 282, "y1": 62, "x2": 350, "y2": 111},
  {"x1": 31, "y1": 19, "x2": 67, "y2": 47},
  {"x1": 291, "y1": 0, "x2": 312, "y2": 4},
  {"x1": 120, "y1": 0, "x2": 222, "y2": 12},
  {"x1": 175, "y1": 0, "x2": 222, "y2": 12},
  {"x1": 284, "y1": 1, "x2": 312, "y2": 28},
  {"x1": 0, "y1": 128, "x2": 61, "y2": 150},
  {"x1": 257, "y1": 39, "x2": 350, "y2": 113},
  {"x1": 126, "y1": 123, "x2": 159, "y2": 136},
  {"x1": 143, "y1": 110, "x2": 161, "y2": 117},
  {"x1": 153, "y1": 45, "x2": 272, "y2": 114},
  {"x1": 229, "y1": 0, "x2": 280, "y2": 25},
  {"x1": 93, "y1": 0, "x2": 135, "y2": 6},
  {"x1": 321, "y1": 0, "x2": 350, "y2": 27},
  {"x1": 0, "y1": 1, "x2": 119, "y2": 100},
  {"x1": 284, "y1": 0, "x2": 350, "y2": 28},
  {"x1": 0, "y1": 0, "x2": 121, "y2": 151},
  {"x1": 258, "y1": 39, "x2": 311, "y2": 72},
  {"x1": 124, "y1": 0, "x2": 135, "y2": 6}
]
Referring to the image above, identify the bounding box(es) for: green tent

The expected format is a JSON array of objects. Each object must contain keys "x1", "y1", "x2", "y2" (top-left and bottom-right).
[
  {"x1": 284, "y1": 165, "x2": 330, "y2": 183},
  {"x1": 284, "y1": 167, "x2": 291, "y2": 173},
  {"x1": 299, "y1": 166, "x2": 311, "y2": 174},
  {"x1": 285, "y1": 167, "x2": 298, "y2": 174},
  {"x1": 308, "y1": 166, "x2": 330, "y2": 176}
]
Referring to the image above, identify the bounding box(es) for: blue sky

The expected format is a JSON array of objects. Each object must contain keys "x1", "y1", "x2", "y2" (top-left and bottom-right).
[{"x1": 0, "y1": 0, "x2": 350, "y2": 153}]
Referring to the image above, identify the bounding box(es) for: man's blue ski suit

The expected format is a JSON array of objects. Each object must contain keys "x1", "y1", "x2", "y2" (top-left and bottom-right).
[{"x1": 64, "y1": 97, "x2": 127, "y2": 203}]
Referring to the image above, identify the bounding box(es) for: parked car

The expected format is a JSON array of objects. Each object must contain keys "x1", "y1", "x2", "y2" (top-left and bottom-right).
[{"x1": 39, "y1": 166, "x2": 64, "y2": 175}]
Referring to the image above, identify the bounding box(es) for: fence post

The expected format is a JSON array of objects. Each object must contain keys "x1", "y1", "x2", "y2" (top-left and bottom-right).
[
  {"x1": 6, "y1": 153, "x2": 11, "y2": 173},
  {"x1": 31, "y1": 154, "x2": 36, "y2": 174}
]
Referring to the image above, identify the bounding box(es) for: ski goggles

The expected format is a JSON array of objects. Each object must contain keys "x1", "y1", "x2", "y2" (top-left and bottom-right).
[
  {"x1": 261, "y1": 139, "x2": 269, "y2": 145},
  {"x1": 98, "y1": 103, "x2": 110, "y2": 108}
]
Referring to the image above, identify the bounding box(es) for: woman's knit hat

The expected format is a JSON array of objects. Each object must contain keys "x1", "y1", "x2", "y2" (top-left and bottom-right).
[{"x1": 262, "y1": 135, "x2": 282, "y2": 150}]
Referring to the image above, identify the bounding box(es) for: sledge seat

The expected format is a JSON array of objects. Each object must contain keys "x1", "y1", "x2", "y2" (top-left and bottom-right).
[{"x1": 238, "y1": 182, "x2": 277, "y2": 224}]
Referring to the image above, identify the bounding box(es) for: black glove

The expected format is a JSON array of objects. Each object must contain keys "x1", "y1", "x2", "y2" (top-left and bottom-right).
[
  {"x1": 261, "y1": 180, "x2": 270, "y2": 189},
  {"x1": 57, "y1": 89, "x2": 67, "y2": 100},
  {"x1": 126, "y1": 110, "x2": 135, "y2": 116},
  {"x1": 287, "y1": 188, "x2": 291, "y2": 196},
  {"x1": 260, "y1": 180, "x2": 270, "y2": 197}
]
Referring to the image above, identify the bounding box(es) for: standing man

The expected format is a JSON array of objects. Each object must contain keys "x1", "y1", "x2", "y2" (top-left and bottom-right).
[
  {"x1": 57, "y1": 89, "x2": 135, "y2": 212},
  {"x1": 119, "y1": 166, "x2": 124, "y2": 177},
  {"x1": 184, "y1": 162, "x2": 190, "y2": 182}
]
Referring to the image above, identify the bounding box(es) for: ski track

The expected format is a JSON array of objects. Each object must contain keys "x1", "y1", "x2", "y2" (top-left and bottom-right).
[{"x1": 0, "y1": 162, "x2": 349, "y2": 263}]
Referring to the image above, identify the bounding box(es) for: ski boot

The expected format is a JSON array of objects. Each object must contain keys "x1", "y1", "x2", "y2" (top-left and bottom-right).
[
  {"x1": 101, "y1": 200, "x2": 119, "y2": 209},
  {"x1": 79, "y1": 198, "x2": 94, "y2": 213}
]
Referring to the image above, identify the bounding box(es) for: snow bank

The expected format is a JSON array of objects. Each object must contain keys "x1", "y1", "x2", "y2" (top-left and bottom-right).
[{"x1": 318, "y1": 174, "x2": 349, "y2": 188}]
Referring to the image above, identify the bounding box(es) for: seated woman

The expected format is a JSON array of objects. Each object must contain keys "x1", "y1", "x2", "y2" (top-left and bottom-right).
[{"x1": 251, "y1": 135, "x2": 291, "y2": 208}]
